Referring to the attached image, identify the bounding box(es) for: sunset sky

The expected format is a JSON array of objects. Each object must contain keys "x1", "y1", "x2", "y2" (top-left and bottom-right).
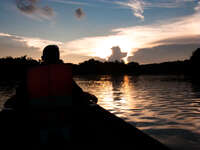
[{"x1": 0, "y1": 0, "x2": 200, "y2": 64}]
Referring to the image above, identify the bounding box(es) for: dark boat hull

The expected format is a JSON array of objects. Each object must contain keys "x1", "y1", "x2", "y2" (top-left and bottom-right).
[{"x1": 0, "y1": 104, "x2": 170, "y2": 149}]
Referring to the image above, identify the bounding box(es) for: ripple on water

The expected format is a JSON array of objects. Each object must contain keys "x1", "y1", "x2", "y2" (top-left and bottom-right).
[{"x1": 75, "y1": 75, "x2": 200, "y2": 150}]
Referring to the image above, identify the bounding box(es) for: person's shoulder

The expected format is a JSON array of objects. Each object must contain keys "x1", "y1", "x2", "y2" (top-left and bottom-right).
[
  {"x1": 27, "y1": 65, "x2": 45, "y2": 74},
  {"x1": 57, "y1": 63, "x2": 72, "y2": 70}
]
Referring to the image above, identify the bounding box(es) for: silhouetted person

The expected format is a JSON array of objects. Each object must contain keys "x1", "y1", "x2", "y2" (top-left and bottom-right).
[
  {"x1": 41, "y1": 45, "x2": 63, "y2": 64},
  {"x1": 4, "y1": 45, "x2": 97, "y2": 110},
  {"x1": 3, "y1": 45, "x2": 98, "y2": 147}
]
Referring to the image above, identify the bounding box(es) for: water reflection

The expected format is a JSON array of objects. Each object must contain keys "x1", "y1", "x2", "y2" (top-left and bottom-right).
[
  {"x1": 74, "y1": 75, "x2": 200, "y2": 150},
  {"x1": 111, "y1": 76, "x2": 124, "y2": 101},
  {"x1": 0, "y1": 80, "x2": 18, "y2": 110}
]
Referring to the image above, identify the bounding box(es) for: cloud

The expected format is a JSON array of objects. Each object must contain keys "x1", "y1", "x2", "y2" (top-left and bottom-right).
[
  {"x1": 60, "y1": 2, "x2": 200, "y2": 64},
  {"x1": 0, "y1": 33, "x2": 105, "y2": 64},
  {"x1": 194, "y1": 1, "x2": 200, "y2": 11},
  {"x1": 150, "y1": 35, "x2": 200, "y2": 46},
  {"x1": 0, "y1": 33, "x2": 39, "y2": 58},
  {"x1": 114, "y1": 0, "x2": 198, "y2": 20},
  {"x1": 128, "y1": 43, "x2": 200, "y2": 64},
  {"x1": 143, "y1": 0, "x2": 197, "y2": 9},
  {"x1": 3, "y1": 0, "x2": 200, "y2": 64},
  {"x1": 0, "y1": 33, "x2": 61, "y2": 59},
  {"x1": 111, "y1": 9, "x2": 200, "y2": 48},
  {"x1": 16, "y1": 0, "x2": 55, "y2": 20},
  {"x1": 49, "y1": 0, "x2": 90, "y2": 6},
  {"x1": 61, "y1": 34, "x2": 132, "y2": 60},
  {"x1": 115, "y1": 0, "x2": 145, "y2": 20},
  {"x1": 108, "y1": 46, "x2": 127, "y2": 62},
  {"x1": 75, "y1": 8, "x2": 85, "y2": 19},
  {"x1": 62, "y1": 54, "x2": 106, "y2": 64}
]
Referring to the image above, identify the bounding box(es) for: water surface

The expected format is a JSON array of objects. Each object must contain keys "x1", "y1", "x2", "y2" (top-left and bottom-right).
[{"x1": 74, "y1": 75, "x2": 200, "y2": 150}]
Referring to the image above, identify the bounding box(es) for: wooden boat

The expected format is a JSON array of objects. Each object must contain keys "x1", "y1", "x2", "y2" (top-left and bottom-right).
[{"x1": 0, "y1": 99, "x2": 170, "y2": 149}]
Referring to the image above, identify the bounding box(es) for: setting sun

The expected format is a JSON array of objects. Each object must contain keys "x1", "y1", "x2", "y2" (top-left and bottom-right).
[{"x1": 90, "y1": 36, "x2": 134, "y2": 61}]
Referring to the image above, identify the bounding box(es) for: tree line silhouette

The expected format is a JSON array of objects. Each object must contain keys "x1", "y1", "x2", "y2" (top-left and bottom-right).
[
  {"x1": 0, "y1": 56, "x2": 39, "y2": 80},
  {"x1": 0, "y1": 48, "x2": 200, "y2": 80}
]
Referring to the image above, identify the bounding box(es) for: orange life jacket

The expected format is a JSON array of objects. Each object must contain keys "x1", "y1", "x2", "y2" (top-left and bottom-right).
[
  {"x1": 27, "y1": 64, "x2": 72, "y2": 110},
  {"x1": 27, "y1": 64, "x2": 73, "y2": 142},
  {"x1": 27, "y1": 64, "x2": 73, "y2": 122}
]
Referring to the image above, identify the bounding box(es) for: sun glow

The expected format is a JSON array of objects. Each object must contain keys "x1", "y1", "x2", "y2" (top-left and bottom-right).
[
  {"x1": 93, "y1": 47, "x2": 112, "y2": 59},
  {"x1": 91, "y1": 36, "x2": 134, "y2": 60}
]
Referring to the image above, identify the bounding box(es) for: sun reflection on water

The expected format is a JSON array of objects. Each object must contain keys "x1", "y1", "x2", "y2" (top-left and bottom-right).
[{"x1": 74, "y1": 75, "x2": 200, "y2": 150}]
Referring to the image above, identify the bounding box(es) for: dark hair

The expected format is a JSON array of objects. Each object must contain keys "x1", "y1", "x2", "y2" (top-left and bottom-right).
[{"x1": 42, "y1": 45, "x2": 60, "y2": 63}]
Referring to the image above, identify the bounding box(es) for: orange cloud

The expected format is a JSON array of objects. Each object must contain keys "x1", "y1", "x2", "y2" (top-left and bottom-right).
[{"x1": 61, "y1": 6, "x2": 200, "y2": 62}]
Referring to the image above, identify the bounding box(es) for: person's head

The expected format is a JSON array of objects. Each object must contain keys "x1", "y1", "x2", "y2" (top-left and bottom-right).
[{"x1": 42, "y1": 45, "x2": 60, "y2": 64}]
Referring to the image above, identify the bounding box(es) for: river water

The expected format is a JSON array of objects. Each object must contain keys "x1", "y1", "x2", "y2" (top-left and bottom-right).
[
  {"x1": 0, "y1": 75, "x2": 200, "y2": 149},
  {"x1": 74, "y1": 75, "x2": 200, "y2": 150}
]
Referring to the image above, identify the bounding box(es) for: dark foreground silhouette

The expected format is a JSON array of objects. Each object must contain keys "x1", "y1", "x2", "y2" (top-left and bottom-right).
[
  {"x1": 0, "y1": 103, "x2": 171, "y2": 149},
  {"x1": 0, "y1": 45, "x2": 170, "y2": 149}
]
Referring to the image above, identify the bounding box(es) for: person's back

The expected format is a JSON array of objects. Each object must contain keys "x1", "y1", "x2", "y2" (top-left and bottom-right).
[
  {"x1": 11, "y1": 45, "x2": 97, "y2": 109},
  {"x1": 27, "y1": 64, "x2": 73, "y2": 110},
  {"x1": 4, "y1": 45, "x2": 97, "y2": 147},
  {"x1": 30, "y1": 45, "x2": 96, "y2": 140},
  {"x1": 27, "y1": 63, "x2": 73, "y2": 147}
]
